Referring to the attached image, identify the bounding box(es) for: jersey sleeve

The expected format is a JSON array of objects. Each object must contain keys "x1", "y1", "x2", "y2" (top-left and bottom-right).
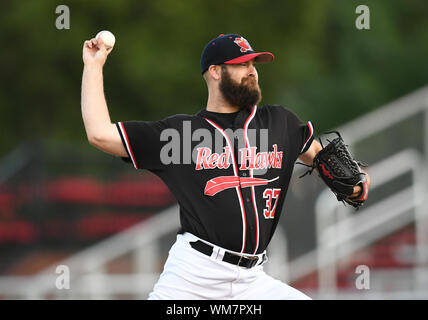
[
  {"x1": 299, "y1": 120, "x2": 314, "y2": 154},
  {"x1": 283, "y1": 108, "x2": 315, "y2": 155},
  {"x1": 116, "y1": 120, "x2": 168, "y2": 171}
]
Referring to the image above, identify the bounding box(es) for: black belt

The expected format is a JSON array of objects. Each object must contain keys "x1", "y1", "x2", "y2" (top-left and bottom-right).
[{"x1": 190, "y1": 240, "x2": 266, "y2": 269}]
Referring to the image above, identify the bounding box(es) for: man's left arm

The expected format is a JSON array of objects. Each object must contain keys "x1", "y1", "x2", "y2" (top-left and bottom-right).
[{"x1": 298, "y1": 140, "x2": 371, "y2": 198}]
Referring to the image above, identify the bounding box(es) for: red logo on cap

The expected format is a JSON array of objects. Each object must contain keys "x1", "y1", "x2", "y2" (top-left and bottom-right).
[{"x1": 234, "y1": 37, "x2": 253, "y2": 52}]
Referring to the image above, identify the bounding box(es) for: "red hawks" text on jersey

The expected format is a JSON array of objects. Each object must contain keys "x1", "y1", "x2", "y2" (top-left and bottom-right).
[{"x1": 195, "y1": 144, "x2": 283, "y2": 170}]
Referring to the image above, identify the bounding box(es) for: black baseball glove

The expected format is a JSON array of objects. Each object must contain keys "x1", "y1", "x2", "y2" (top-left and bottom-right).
[{"x1": 299, "y1": 131, "x2": 369, "y2": 209}]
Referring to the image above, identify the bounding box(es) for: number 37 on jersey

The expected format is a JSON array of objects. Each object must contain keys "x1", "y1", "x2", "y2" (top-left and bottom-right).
[{"x1": 262, "y1": 188, "x2": 281, "y2": 219}]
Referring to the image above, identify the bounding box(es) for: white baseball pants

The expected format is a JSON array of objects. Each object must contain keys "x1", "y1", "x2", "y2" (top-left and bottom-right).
[{"x1": 148, "y1": 233, "x2": 311, "y2": 300}]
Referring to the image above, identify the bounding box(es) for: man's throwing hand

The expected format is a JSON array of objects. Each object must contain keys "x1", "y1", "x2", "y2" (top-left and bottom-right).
[{"x1": 82, "y1": 36, "x2": 112, "y2": 67}]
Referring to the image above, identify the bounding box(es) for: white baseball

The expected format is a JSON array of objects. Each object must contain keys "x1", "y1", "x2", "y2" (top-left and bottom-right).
[{"x1": 96, "y1": 30, "x2": 116, "y2": 49}]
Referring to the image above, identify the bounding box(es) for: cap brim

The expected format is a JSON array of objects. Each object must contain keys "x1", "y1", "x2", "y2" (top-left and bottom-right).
[{"x1": 224, "y1": 52, "x2": 274, "y2": 64}]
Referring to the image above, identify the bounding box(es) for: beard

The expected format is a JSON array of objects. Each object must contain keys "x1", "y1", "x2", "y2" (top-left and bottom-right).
[{"x1": 219, "y1": 66, "x2": 262, "y2": 111}]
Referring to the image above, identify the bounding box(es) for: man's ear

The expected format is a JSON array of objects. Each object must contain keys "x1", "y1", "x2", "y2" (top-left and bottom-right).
[{"x1": 208, "y1": 65, "x2": 222, "y2": 81}]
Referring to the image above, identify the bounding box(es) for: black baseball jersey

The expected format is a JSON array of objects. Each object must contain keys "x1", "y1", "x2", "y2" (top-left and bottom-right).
[{"x1": 116, "y1": 105, "x2": 314, "y2": 255}]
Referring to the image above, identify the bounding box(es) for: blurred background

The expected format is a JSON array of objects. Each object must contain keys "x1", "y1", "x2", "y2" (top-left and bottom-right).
[{"x1": 0, "y1": 0, "x2": 428, "y2": 299}]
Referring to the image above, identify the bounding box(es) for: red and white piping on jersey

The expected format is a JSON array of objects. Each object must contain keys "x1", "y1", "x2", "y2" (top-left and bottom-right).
[
  {"x1": 301, "y1": 121, "x2": 314, "y2": 154},
  {"x1": 203, "y1": 117, "x2": 247, "y2": 254},
  {"x1": 118, "y1": 122, "x2": 139, "y2": 169},
  {"x1": 243, "y1": 105, "x2": 261, "y2": 254}
]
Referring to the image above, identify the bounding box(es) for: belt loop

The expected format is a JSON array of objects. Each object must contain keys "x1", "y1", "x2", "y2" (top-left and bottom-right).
[
  {"x1": 211, "y1": 246, "x2": 226, "y2": 261},
  {"x1": 217, "y1": 248, "x2": 225, "y2": 261},
  {"x1": 210, "y1": 246, "x2": 220, "y2": 259},
  {"x1": 254, "y1": 253, "x2": 265, "y2": 267},
  {"x1": 259, "y1": 253, "x2": 267, "y2": 266}
]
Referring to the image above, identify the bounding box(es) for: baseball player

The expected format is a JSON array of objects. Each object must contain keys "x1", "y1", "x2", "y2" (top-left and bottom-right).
[{"x1": 81, "y1": 33, "x2": 370, "y2": 299}]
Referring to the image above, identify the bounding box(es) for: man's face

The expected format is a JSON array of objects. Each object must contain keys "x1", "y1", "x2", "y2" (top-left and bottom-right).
[{"x1": 219, "y1": 60, "x2": 262, "y2": 110}]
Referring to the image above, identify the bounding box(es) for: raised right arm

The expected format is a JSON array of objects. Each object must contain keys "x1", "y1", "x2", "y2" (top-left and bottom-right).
[{"x1": 81, "y1": 36, "x2": 127, "y2": 157}]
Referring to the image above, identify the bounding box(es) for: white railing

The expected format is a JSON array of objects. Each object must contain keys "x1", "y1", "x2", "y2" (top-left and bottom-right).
[
  {"x1": 0, "y1": 205, "x2": 180, "y2": 299},
  {"x1": 335, "y1": 84, "x2": 428, "y2": 149},
  {"x1": 312, "y1": 84, "x2": 428, "y2": 297},
  {"x1": 270, "y1": 150, "x2": 427, "y2": 288},
  {"x1": 272, "y1": 85, "x2": 428, "y2": 298},
  {"x1": 316, "y1": 149, "x2": 427, "y2": 295}
]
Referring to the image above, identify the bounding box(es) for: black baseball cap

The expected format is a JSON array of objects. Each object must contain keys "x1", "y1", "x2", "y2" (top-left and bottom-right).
[{"x1": 200, "y1": 34, "x2": 274, "y2": 74}]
